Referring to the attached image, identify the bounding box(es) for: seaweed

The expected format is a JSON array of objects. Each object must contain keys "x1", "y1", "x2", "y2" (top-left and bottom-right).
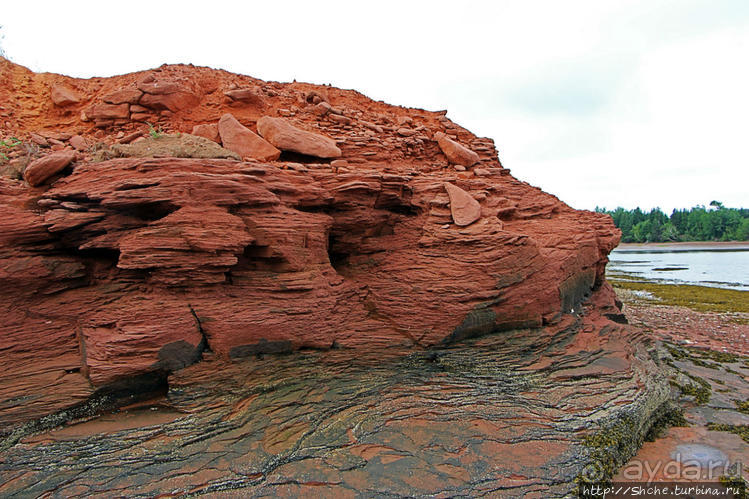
[
  {"x1": 707, "y1": 423, "x2": 749, "y2": 443},
  {"x1": 610, "y1": 279, "x2": 749, "y2": 316}
]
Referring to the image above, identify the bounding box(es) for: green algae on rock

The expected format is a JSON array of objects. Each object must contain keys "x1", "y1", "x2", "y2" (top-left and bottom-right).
[
  {"x1": 610, "y1": 278, "x2": 749, "y2": 315},
  {"x1": 707, "y1": 423, "x2": 749, "y2": 444}
]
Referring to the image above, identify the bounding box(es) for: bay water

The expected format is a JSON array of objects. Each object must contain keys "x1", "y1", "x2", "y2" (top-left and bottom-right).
[{"x1": 608, "y1": 242, "x2": 749, "y2": 291}]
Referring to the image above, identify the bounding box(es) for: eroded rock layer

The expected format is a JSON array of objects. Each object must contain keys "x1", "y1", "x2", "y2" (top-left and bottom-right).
[
  {"x1": 0, "y1": 59, "x2": 662, "y2": 495},
  {"x1": 0, "y1": 300, "x2": 670, "y2": 497}
]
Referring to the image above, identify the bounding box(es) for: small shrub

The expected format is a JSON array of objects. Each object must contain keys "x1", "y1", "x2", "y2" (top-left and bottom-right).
[{"x1": 146, "y1": 123, "x2": 163, "y2": 139}]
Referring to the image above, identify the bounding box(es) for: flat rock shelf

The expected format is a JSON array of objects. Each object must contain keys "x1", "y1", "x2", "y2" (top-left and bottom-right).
[{"x1": 1, "y1": 310, "x2": 669, "y2": 497}]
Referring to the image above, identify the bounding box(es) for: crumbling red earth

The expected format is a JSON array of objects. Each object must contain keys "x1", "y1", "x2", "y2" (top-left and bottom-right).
[{"x1": 0, "y1": 58, "x2": 670, "y2": 495}]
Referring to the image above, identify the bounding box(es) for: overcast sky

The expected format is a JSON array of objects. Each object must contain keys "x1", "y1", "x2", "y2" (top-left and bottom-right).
[{"x1": 2, "y1": 0, "x2": 747, "y2": 212}]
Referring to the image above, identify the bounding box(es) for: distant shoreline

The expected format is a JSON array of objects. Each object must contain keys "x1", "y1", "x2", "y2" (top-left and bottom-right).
[{"x1": 616, "y1": 241, "x2": 749, "y2": 250}]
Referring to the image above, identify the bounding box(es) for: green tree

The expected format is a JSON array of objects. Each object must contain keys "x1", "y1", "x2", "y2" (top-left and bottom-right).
[
  {"x1": 661, "y1": 222, "x2": 679, "y2": 241},
  {"x1": 598, "y1": 204, "x2": 749, "y2": 242},
  {"x1": 670, "y1": 209, "x2": 687, "y2": 235},
  {"x1": 735, "y1": 218, "x2": 749, "y2": 240},
  {"x1": 632, "y1": 220, "x2": 652, "y2": 242}
]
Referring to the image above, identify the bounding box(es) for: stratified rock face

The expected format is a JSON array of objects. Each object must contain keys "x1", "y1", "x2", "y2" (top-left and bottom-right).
[{"x1": 0, "y1": 58, "x2": 623, "y2": 439}]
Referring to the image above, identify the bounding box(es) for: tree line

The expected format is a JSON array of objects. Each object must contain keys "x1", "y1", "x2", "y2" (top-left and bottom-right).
[{"x1": 596, "y1": 202, "x2": 749, "y2": 243}]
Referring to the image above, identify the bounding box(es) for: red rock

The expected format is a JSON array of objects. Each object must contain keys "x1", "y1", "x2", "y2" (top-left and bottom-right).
[
  {"x1": 137, "y1": 75, "x2": 200, "y2": 112},
  {"x1": 29, "y1": 133, "x2": 49, "y2": 147},
  {"x1": 0, "y1": 61, "x2": 629, "y2": 455},
  {"x1": 224, "y1": 87, "x2": 266, "y2": 106},
  {"x1": 102, "y1": 87, "x2": 143, "y2": 104},
  {"x1": 40, "y1": 131, "x2": 72, "y2": 141},
  {"x1": 50, "y1": 84, "x2": 81, "y2": 106},
  {"x1": 218, "y1": 113, "x2": 280, "y2": 161},
  {"x1": 310, "y1": 101, "x2": 332, "y2": 116},
  {"x1": 140, "y1": 92, "x2": 199, "y2": 112},
  {"x1": 118, "y1": 131, "x2": 143, "y2": 144},
  {"x1": 23, "y1": 150, "x2": 76, "y2": 186},
  {"x1": 257, "y1": 116, "x2": 342, "y2": 158},
  {"x1": 362, "y1": 120, "x2": 383, "y2": 133},
  {"x1": 94, "y1": 118, "x2": 115, "y2": 128},
  {"x1": 329, "y1": 114, "x2": 352, "y2": 125},
  {"x1": 444, "y1": 182, "x2": 481, "y2": 226},
  {"x1": 137, "y1": 75, "x2": 184, "y2": 95},
  {"x1": 87, "y1": 102, "x2": 130, "y2": 120},
  {"x1": 192, "y1": 123, "x2": 220, "y2": 143},
  {"x1": 117, "y1": 205, "x2": 255, "y2": 285},
  {"x1": 81, "y1": 294, "x2": 205, "y2": 385},
  {"x1": 434, "y1": 131, "x2": 479, "y2": 166}
]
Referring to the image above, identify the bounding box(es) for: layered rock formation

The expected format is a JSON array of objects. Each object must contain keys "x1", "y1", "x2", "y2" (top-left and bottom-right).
[
  {"x1": 0, "y1": 58, "x2": 666, "y2": 495},
  {"x1": 0, "y1": 307, "x2": 671, "y2": 497}
]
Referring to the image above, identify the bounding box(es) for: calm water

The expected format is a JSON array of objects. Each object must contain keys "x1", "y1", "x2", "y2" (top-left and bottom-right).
[{"x1": 608, "y1": 243, "x2": 749, "y2": 291}]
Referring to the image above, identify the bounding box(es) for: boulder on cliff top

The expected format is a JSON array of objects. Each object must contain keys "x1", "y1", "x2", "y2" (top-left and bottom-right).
[
  {"x1": 257, "y1": 116, "x2": 342, "y2": 158},
  {"x1": 50, "y1": 84, "x2": 81, "y2": 107},
  {"x1": 435, "y1": 132, "x2": 479, "y2": 167},
  {"x1": 136, "y1": 75, "x2": 200, "y2": 112},
  {"x1": 218, "y1": 113, "x2": 280, "y2": 161},
  {"x1": 191, "y1": 123, "x2": 220, "y2": 143},
  {"x1": 224, "y1": 87, "x2": 266, "y2": 107},
  {"x1": 102, "y1": 87, "x2": 143, "y2": 105},
  {"x1": 23, "y1": 150, "x2": 76, "y2": 186},
  {"x1": 444, "y1": 182, "x2": 481, "y2": 226},
  {"x1": 86, "y1": 103, "x2": 130, "y2": 120},
  {"x1": 69, "y1": 135, "x2": 89, "y2": 151}
]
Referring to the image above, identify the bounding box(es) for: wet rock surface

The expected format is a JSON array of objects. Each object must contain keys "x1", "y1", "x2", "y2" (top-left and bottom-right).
[
  {"x1": 612, "y1": 287, "x2": 749, "y2": 486},
  {"x1": 0, "y1": 308, "x2": 669, "y2": 497},
  {"x1": 614, "y1": 344, "x2": 749, "y2": 483}
]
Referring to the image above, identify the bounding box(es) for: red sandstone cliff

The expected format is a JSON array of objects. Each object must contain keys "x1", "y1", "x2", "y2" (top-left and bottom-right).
[{"x1": 0, "y1": 58, "x2": 622, "y2": 431}]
